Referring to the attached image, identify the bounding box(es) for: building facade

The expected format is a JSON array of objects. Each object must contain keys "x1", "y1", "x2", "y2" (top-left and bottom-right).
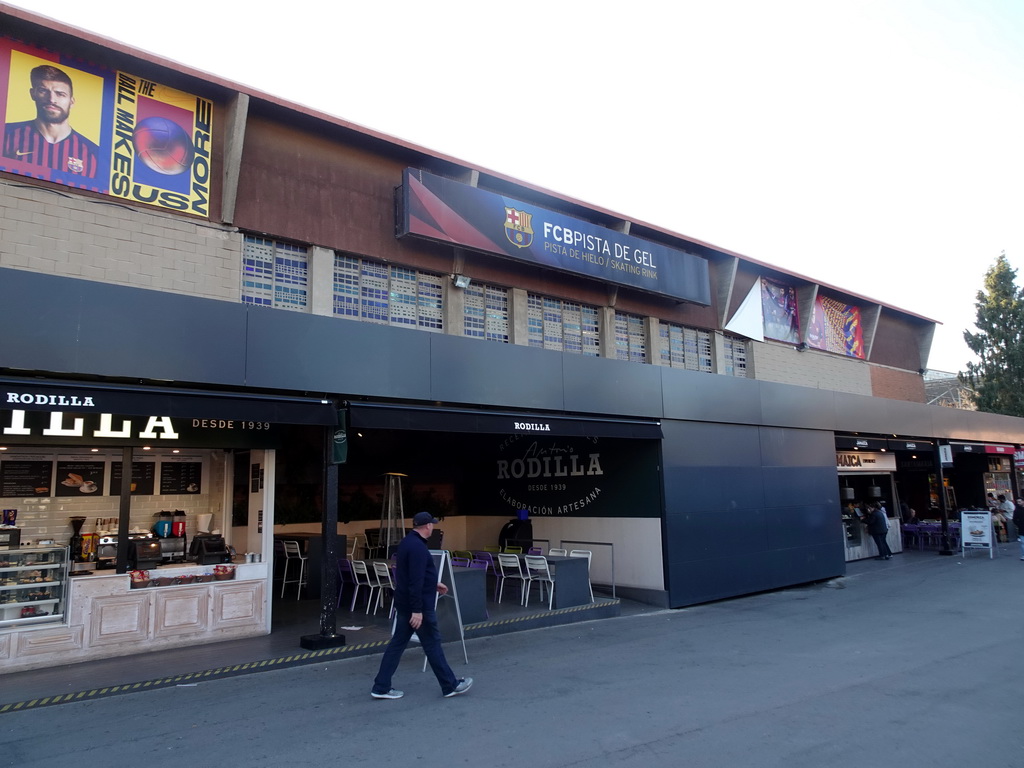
[{"x1": 1, "y1": 6, "x2": 1022, "y2": 673}]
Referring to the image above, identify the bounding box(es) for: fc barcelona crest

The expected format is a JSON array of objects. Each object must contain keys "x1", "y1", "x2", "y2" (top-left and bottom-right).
[{"x1": 504, "y1": 206, "x2": 534, "y2": 249}]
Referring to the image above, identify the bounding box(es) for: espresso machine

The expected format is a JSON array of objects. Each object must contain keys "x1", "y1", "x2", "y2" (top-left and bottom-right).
[{"x1": 95, "y1": 518, "x2": 156, "y2": 570}]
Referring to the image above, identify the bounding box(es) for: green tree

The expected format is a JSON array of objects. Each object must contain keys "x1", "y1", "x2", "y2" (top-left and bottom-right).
[{"x1": 962, "y1": 253, "x2": 1024, "y2": 416}]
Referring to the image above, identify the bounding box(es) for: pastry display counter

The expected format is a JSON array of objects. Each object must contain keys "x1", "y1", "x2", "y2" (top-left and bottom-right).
[{"x1": 0, "y1": 546, "x2": 68, "y2": 628}]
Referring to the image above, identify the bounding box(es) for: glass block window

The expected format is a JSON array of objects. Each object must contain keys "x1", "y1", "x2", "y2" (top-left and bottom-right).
[
  {"x1": 527, "y1": 294, "x2": 600, "y2": 356},
  {"x1": 332, "y1": 255, "x2": 443, "y2": 331},
  {"x1": 614, "y1": 312, "x2": 647, "y2": 363},
  {"x1": 464, "y1": 283, "x2": 509, "y2": 342},
  {"x1": 722, "y1": 335, "x2": 749, "y2": 377},
  {"x1": 242, "y1": 235, "x2": 308, "y2": 310},
  {"x1": 658, "y1": 323, "x2": 713, "y2": 372}
]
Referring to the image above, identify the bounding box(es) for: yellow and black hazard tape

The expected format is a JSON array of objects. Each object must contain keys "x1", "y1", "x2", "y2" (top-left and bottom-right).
[
  {"x1": 0, "y1": 638, "x2": 391, "y2": 714},
  {"x1": 1, "y1": 598, "x2": 618, "y2": 713}
]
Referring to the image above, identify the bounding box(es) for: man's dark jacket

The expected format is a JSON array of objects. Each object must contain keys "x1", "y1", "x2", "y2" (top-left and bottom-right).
[{"x1": 393, "y1": 529, "x2": 438, "y2": 613}]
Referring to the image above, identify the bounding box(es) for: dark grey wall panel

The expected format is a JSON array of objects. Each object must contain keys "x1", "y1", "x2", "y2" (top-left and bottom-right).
[
  {"x1": 759, "y1": 426, "x2": 836, "y2": 467},
  {"x1": 762, "y1": 467, "x2": 839, "y2": 509},
  {"x1": 662, "y1": 367, "x2": 763, "y2": 424},
  {"x1": 763, "y1": 505, "x2": 842, "y2": 550},
  {"x1": 661, "y1": 418, "x2": 845, "y2": 607},
  {"x1": 562, "y1": 355, "x2": 664, "y2": 419},
  {"x1": 244, "y1": 308, "x2": 430, "y2": 399},
  {"x1": 760, "y1": 381, "x2": 837, "y2": 430},
  {"x1": 428, "y1": 334, "x2": 565, "y2": 411},
  {"x1": 669, "y1": 466, "x2": 766, "y2": 513},
  {"x1": 0, "y1": 268, "x2": 247, "y2": 384}
]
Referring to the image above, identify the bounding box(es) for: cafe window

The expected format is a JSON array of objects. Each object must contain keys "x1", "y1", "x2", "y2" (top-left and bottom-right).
[
  {"x1": 333, "y1": 255, "x2": 444, "y2": 331},
  {"x1": 657, "y1": 323, "x2": 713, "y2": 372},
  {"x1": 614, "y1": 311, "x2": 647, "y2": 363},
  {"x1": 527, "y1": 294, "x2": 600, "y2": 356},
  {"x1": 242, "y1": 235, "x2": 308, "y2": 310},
  {"x1": 464, "y1": 282, "x2": 509, "y2": 342}
]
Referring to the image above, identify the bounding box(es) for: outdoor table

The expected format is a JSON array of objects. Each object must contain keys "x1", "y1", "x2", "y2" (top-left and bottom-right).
[{"x1": 516, "y1": 554, "x2": 591, "y2": 609}]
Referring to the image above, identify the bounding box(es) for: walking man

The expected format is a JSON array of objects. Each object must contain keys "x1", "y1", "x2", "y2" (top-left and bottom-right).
[{"x1": 371, "y1": 511, "x2": 472, "y2": 699}]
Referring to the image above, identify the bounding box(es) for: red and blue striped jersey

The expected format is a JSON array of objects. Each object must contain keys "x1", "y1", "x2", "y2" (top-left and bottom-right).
[{"x1": 2, "y1": 121, "x2": 100, "y2": 177}]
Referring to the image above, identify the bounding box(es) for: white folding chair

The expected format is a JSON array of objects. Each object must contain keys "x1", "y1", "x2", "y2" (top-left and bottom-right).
[
  {"x1": 548, "y1": 548, "x2": 567, "y2": 557},
  {"x1": 371, "y1": 560, "x2": 396, "y2": 618},
  {"x1": 350, "y1": 560, "x2": 380, "y2": 614},
  {"x1": 280, "y1": 540, "x2": 307, "y2": 599},
  {"x1": 569, "y1": 549, "x2": 594, "y2": 602},
  {"x1": 496, "y1": 553, "x2": 531, "y2": 605},
  {"x1": 523, "y1": 555, "x2": 555, "y2": 610}
]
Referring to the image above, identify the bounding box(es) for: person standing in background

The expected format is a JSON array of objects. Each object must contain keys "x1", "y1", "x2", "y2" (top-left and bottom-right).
[
  {"x1": 865, "y1": 502, "x2": 892, "y2": 560},
  {"x1": 1012, "y1": 499, "x2": 1024, "y2": 558}
]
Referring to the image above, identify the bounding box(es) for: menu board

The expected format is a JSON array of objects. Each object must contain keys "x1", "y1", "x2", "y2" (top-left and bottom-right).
[
  {"x1": 0, "y1": 456, "x2": 54, "y2": 498},
  {"x1": 55, "y1": 458, "x2": 106, "y2": 497},
  {"x1": 160, "y1": 457, "x2": 203, "y2": 495},
  {"x1": 110, "y1": 461, "x2": 157, "y2": 496}
]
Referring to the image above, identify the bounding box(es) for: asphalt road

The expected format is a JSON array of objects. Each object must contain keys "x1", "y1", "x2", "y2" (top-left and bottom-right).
[{"x1": 3, "y1": 546, "x2": 1022, "y2": 768}]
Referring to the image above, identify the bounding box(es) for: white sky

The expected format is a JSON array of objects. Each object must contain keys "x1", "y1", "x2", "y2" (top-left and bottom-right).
[{"x1": 7, "y1": 0, "x2": 1024, "y2": 373}]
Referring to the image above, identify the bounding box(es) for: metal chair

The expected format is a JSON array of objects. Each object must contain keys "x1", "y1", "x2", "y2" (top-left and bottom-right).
[
  {"x1": 548, "y1": 548, "x2": 567, "y2": 557},
  {"x1": 280, "y1": 540, "x2": 307, "y2": 599},
  {"x1": 350, "y1": 560, "x2": 380, "y2": 613},
  {"x1": 371, "y1": 560, "x2": 396, "y2": 617},
  {"x1": 503, "y1": 545, "x2": 523, "y2": 554},
  {"x1": 451, "y1": 556, "x2": 471, "y2": 568},
  {"x1": 569, "y1": 549, "x2": 594, "y2": 602},
  {"x1": 496, "y1": 553, "x2": 530, "y2": 605},
  {"x1": 523, "y1": 555, "x2": 555, "y2": 609},
  {"x1": 527, "y1": 547, "x2": 543, "y2": 555}
]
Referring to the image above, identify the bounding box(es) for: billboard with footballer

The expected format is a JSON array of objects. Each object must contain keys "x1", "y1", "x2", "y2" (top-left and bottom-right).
[
  {"x1": 398, "y1": 168, "x2": 711, "y2": 305},
  {"x1": 0, "y1": 36, "x2": 212, "y2": 217}
]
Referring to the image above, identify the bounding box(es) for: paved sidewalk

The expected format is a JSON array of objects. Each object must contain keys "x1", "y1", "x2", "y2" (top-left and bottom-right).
[{"x1": 3, "y1": 540, "x2": 1023, "y2": 768}]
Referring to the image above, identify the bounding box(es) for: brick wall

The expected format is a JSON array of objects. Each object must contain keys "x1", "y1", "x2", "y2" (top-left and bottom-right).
[
  {"x1": 751, "y1": 341, "x2": 873, "y2": 396},
  {"x1": 0, "y1": 180, "x2": 240, "y2": 302},
  {"x1": 870, "y1": 365, "x2": 927, "y2": 403}
]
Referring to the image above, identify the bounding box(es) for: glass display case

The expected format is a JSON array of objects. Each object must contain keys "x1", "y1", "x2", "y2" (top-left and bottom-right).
[{"x1": 0, "y1": 546, "x2": 69, "y2": 628}]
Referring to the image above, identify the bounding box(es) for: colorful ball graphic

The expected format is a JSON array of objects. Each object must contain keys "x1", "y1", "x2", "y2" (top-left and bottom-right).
[{"x1": 132, "y1": 116, "x2": 194, "y2": 176}]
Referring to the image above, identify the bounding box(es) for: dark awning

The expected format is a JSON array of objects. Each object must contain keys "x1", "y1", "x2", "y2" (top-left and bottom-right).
[
  {"x1": 1, "y1": 378, "x2": 337, "y2": 426},
  {"x1": 834, "y1": 435, "x2": 889, "y2": 451},
  {"x1": 347, "y1": 402, "x2": 662, "y2": 439},
  {"x1": 949, "y1": 441, "x2": 1015, "y2": 455}
]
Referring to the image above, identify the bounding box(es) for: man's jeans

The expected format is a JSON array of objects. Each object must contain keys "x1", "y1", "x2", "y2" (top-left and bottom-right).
[{"x1": 373, "y1": 609, "x2": 458, "y2": 695}]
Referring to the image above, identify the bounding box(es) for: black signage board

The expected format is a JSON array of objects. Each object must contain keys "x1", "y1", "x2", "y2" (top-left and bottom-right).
[
  {"x1": 54, "y1": 459, "x2": 106, "y2": 497},
  {"x1": 1, "y1": 378, "x2": 336, "y2": 425},
  {"x1": 0, "y1": 409, "x2": 282, "y2": 449},
  {"x1": 110, "y1": 461, "x2": 157, "y2": 496},
  {"x1": 348, "y1": 403, "x2": 662, "y2": 439},
  {"x1": 160, "y1": 459, "x2": 202, "y2": 495},
  {"x1": 0, "y1": 458, "x2": 54, "y2": 498},
  {"x1": 461, "y1": 434, "x2": 662, "y2": 519}
]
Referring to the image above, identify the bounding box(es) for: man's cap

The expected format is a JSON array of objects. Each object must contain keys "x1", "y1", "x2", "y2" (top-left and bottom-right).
[{"x1": 412, "y1": 511, "x2": 439, "y2": 527}]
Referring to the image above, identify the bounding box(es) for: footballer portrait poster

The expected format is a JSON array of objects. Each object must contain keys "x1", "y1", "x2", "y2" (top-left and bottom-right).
[{"x1": 0, "y1": 35, "x2": 212, "y2": 217}]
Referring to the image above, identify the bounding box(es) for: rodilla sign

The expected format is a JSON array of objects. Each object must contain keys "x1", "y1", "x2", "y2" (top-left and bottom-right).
[{"x1": 397, "y1": 168, "x2": 711, "y2": 305}]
